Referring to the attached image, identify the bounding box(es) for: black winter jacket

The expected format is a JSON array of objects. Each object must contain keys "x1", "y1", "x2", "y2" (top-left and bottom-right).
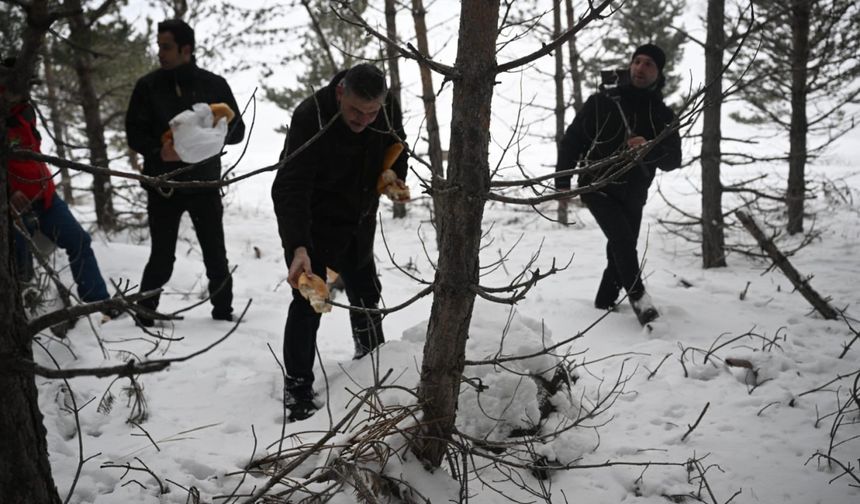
[
  {"x1": 271, "y1": 70, "x2": 408, "y2": 268},
  {"x1": 555, "y1": 85, "x2": 681, "y2": 193},
  {"x1": 125, "y1": 63, "x2": 245, "y2": 186}
]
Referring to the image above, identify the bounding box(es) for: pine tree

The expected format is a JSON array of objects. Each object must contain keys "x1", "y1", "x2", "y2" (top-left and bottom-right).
[
  {"x1": 264, "y1": 0, "x2": 373, "y2": 132},
  {"x1": 729, "y1": 0, "x2": 860, "y2": 234},
  {"x1": 597, "y1": 0, "x2": 687, "y2": 98}
]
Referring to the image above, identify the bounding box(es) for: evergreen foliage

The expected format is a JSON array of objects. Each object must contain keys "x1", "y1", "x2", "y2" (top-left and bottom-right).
[
  {"x1": 40, "y1": 12, "x2": 154, "y2": 163},
  {"x1": 728, "y1": 0, "x2": 860, "y2": 147},
  {"x1": 0, "y1": 4, "x2": 25, "y2": 60},
  {"x1": 263, "y1": 0, "x2": 374, "y2": 133},
  {"x1": 594, "y1": 0, "x2": 687, "y2": 98}
]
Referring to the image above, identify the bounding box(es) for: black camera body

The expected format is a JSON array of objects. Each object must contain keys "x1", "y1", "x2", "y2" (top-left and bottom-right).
[{"x1": 599, "y1": 68, "x2": 630, "y2": 96}]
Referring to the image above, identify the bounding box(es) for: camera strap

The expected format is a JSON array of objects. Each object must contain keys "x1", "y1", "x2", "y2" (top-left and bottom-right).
[{"x1": 608, "y1": 95, "x2": 650, "y2": 178}]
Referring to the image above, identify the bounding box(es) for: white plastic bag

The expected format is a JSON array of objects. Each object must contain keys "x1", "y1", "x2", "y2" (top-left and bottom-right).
[{"x1": 169, "y1": 103, "x2": 228, "y2": 163}]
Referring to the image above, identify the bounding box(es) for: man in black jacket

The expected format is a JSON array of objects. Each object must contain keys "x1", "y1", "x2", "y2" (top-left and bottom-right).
[
  {"x1": 272, "y1": 64, "x2": 408, "y2": 421},
  {"x1": 555, "y1": 44, "x2": 681, "y2": 325},
  {"x1": 126, "y1": 19, "x2": 245, "y2": 325}
]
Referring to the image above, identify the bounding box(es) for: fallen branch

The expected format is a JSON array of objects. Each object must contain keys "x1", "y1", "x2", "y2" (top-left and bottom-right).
[
  {"x1": 681, "y1": 402, "x2": 710, "y2": 442},
  {"x1": 736, "y1": 210, "x2": 838, "y2": 319}
]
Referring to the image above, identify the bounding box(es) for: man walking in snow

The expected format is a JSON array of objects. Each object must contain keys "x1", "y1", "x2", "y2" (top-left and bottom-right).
[
  {"x1": 555, "y1": 44, "x2": 682, "y2": 325},
  {"x1": 126, "y1": 19, "x2": 245, "y2": 326},
  {"x1": 272, "y1": 64, "x2": 408, "y2": 421}
]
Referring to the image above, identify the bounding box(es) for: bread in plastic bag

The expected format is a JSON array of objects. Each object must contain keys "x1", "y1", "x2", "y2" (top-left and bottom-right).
[{"x1": 169, "y1": 102, "x2": 228, "y2": 163}]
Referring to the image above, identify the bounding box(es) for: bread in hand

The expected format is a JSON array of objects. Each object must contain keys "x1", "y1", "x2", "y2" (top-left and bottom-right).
[
  {"x1": 209, "y1": 102, "x2": 235, "y2": 124},
  {"x1": 384, "y1": 181, "x2": 411, "y2": 202},
  {"x1": 377, "y1": 168, "x2": 398, "y2": 194},
  {"x1": 297, "y1": 273, "x2": 331, "y2": 314}
]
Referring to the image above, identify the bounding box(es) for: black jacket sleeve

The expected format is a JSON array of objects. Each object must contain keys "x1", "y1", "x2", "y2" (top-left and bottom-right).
[
  {"x1": 271, "y1": 99, "x2": 319, "y2": 254},
  {"x1": 643, "y1": 106, "x2": 681, "y2": 172},
  {"x1": 125, "y1": 78, "x2": 161, "y2": 160},
  {"x1": 555, "y1": 95, "x2": 598, "y2": 190}
]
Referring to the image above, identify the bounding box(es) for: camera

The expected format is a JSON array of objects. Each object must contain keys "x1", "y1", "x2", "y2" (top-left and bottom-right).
[{"x1": 599, "y1": 68, "x2": 630, "y2": 94}]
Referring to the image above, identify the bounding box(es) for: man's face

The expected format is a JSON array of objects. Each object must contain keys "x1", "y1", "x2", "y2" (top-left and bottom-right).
[
  {"x1": 336, "y1": 85, "x2": 384, "y2": 133},
  {"x1": 157, "y1": 32, "x2": 191, "y2": 70},
  {"x1": 629, "y1": 54, "x2": 660, "y2": 89}
]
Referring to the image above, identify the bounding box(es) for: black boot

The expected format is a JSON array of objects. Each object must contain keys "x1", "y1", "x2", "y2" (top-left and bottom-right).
[{"x1": 630, "y1": 292, "x2": 659, "y2": 325}]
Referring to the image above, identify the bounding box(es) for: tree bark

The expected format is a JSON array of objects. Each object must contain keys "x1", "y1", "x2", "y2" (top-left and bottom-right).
[
  {"x1": 555, "y1": 0, "x2": 569, "y2": 225},
  {"x1": 68, "y1": 0, "x2": 116, "y2": 229},
  {"x1": 787, "y1": 0, "x2": 809, "y2": 235},
  {"x1": 414, "y1": 0, "x2": 499, "y2": 467},
  {"x1": 410, "y1": 0, "x2": 445, "y2": 179},
  {"x1": 700, "y1": 0, "x2": 727, "y2": 268},
  {"x1": 0, "y1": 4, "x2": 63, "y2": 502},
  {"x1": 565, "y1": 0, "x2": 583, "y2": 112},
  {"x1": 385, "y1": 0, "x2": 407, "y2": 219},
  {"x1": 0, "y1": 247, "x2": 61, "y2": 504}
]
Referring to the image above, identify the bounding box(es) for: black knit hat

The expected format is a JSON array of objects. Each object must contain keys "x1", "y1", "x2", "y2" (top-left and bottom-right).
[{"x1": 632, "y1": 43, "x2": 666, "y2": 72}]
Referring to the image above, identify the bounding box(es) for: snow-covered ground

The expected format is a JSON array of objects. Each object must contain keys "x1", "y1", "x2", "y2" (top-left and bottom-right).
[{"x1": 34, "y1": 154, "x2": 860, "y2": 502}]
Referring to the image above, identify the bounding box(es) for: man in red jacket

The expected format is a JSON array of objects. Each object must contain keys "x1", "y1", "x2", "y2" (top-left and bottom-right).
[{"x1": 4, "y1": 58, "x2": 114, "y2": 311}]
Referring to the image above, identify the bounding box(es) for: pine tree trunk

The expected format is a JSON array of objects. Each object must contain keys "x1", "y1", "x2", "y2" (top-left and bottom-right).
[
  {"x1": 414, "y1": 0, "x2": 499, "y2": 468},
  {"x1": 1, "y1": 11, "x2": 63, "y2": 499},
  {"x1": 385, "y1": 0, "x2": 407, "y2": 219},
  {"x1": 0, "y1": 252, "x2": 62, "y2": 504},
  {"x1": 565, "y1": 0, "x2": 583, "y2": 112},
  {"x1": 701, "y1": 0, "x2": 727, "y2": 268},
  {"x1": 69, "y1": 0, "x2": 115, "y2": 230},
  {"x1": 555, "y1": 0, "x2": 569, "y2": 225},
  {"x1": 787, "y1": 0, "x2": 809, "y2": 235},
  {"x1": 411, "y1": 0, "x2": 445, "y2": 179},
  {"x1": 42, "y1": 52, "x2": 74, "y2": 203}
]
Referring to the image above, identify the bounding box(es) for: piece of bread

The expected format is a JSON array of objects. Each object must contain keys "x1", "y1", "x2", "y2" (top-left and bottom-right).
[
  {"x1": 377, "y1": 143, "x2": 409, "y2": 199},
  {"x1": 377, "y1": 168, "x2": 398, "y2": 194},
  {"x1": 297, "y1": 273, "x2": 331, "y2": 314},
  {"x1": 384, "y1": 182, "x2": 411, "y2": 202},
  {"x1": 382, "y1": 143, "x2": 404, "y2": 171},
  {"x1": 209, "y1": 102, "x2": 235, "y2": 125}
]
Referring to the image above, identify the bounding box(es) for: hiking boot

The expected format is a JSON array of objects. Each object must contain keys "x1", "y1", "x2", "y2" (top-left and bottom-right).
[
  {"x1": 212, "y1": 312, "x2": 235, "y2": 322},
  {"x1": 211, "y1": 308, "x2": 234, "y2": 322},
  {"x1": 134, "y1": 313, "x2": 155, "y2": 328},
  {"x1": 630, "y1": 292, "x2": 659, "y2": 326},
  {"x1": 287, "y1": 400, "x2": 319, "y2": 422},
  {"x1": 100, "y1": 307, "x2": 123, "y2": 321},
  {"x1": 284, "y1": 387, "x2": 318, "y2": 422}
]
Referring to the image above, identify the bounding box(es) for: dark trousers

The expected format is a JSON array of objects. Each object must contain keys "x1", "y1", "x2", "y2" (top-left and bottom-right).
[
  {"x1": 582, "y1": 186, "x2": 646, "y2": 301},
  {"x1": 139, "y1": 190, "x2": 233, "y2": 317},
  {"x1": 14, "y1": 193, "x2": 109, "y2": 302},
  {"x1": 283, "y1": 238, "x2": 383, "y2": 399}
]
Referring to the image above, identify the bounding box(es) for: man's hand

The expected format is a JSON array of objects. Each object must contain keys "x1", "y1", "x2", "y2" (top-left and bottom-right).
[
  {"x1": 287, "y1": 247, "x2": 312, "y2": 289},
  {"x1": 10, "y1": 191, "x2": 31, "y2": 214},
  {"x1": 627, "y1": 136, "x2": 647, "y2": 148},
  {"x1": 160, "y1": 141, "x2": 181, "y2": 162}
]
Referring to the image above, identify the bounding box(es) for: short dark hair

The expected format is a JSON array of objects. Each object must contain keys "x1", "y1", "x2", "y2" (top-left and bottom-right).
[
  {"x1": 158, "y1": 19, "x2": 195, "y2": 53},
  {"x1": 342, "y1": 64, "x2": 387, "y2": 101}
]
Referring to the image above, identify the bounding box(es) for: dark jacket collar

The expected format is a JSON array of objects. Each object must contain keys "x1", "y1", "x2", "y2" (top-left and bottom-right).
[{"x1": 158, "y1": 62, "x2": 197, "y2": 86}]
